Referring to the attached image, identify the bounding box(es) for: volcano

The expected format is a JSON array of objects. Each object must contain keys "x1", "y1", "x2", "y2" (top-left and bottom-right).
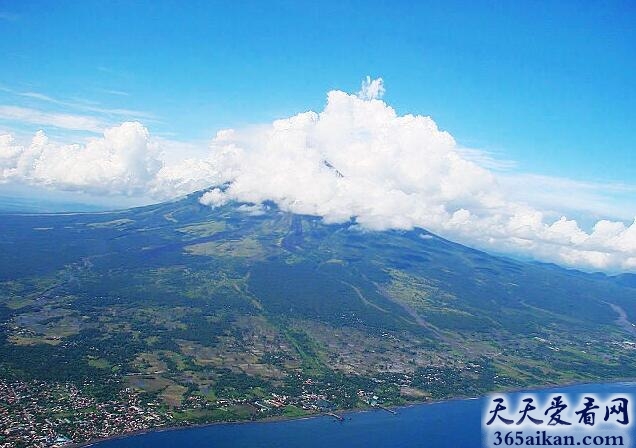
[{"x1": 0, "y1": 191, "x2": 634, "y2": 424}]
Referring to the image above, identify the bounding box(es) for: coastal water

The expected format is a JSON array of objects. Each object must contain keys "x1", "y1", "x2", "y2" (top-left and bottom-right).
[{"x1": 90, "y1": 382, "x2": 636, "y2": 448}]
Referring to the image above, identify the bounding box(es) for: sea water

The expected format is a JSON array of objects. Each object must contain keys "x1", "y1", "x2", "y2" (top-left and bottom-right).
[{"x1": 91, "y1": 382, "x2": 636, "y2": 448}]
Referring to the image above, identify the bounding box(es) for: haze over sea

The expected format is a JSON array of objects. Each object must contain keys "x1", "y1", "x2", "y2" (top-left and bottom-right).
[{"x1": 90, "y1": 382, "x2": 635, "y2": 448}]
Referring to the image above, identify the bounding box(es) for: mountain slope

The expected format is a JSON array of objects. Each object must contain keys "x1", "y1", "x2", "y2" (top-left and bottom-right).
[{"x1": 0, "y1": 192, "x2": 635, "y2": 425}]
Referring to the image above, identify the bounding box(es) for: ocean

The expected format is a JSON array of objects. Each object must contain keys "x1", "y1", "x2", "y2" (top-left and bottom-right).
[{"x1": 90, "y1": 382, "x2": 636, "y2": 448}]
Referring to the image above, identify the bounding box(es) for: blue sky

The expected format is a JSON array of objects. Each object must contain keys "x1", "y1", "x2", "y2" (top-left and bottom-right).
[
  {"x1": 1, "y1": 0, "x2": 634, "y2": 181},
  {"x1": 1, "y1": 1, "x2": 635, "y2": 271}
]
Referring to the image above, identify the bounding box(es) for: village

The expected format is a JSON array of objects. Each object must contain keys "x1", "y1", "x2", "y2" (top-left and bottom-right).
[
  {"x1": 0, "y1": 379, "x2": 169, "y2": 448},
  {"x1": 0, "y1": 376, "x2": 395, "y2": 448}
]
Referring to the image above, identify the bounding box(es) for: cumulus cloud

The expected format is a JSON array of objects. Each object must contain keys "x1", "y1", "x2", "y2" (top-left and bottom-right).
[
  {"x1": 0, "y1": 122, "x2": 162, "y2": 195},
  {"x1": 191, "y1": 80, "x2": 636, "y2": 272},
  {"x1": 1, "y1": 78, "x2": 635, "y2": 272}
]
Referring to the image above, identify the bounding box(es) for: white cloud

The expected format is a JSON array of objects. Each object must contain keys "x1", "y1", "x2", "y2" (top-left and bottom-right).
[
  {"x1": 1, "y1": 79, "x2": 635, "y2": 273},
  {"x1": 191, "y1": 83, "x2": 636, "y2": 272},
  {"x1": 0, "y1": 105, "x2": 105, "y2": 132},
  {"x1": 498, "y1": 173, "x2": 636, "y2": 222},
  {"x1": 358, "y1": 76, "x2": 385, "y2": 100},
  {"x1": 0, "y1": 86, "x2": 153, "y2": 136},
  {"x1": 15, "y1": 90, "x2": 152, "y2": 120},
  {"x1": 0, "y1": 122, "x2": 162, "y2": 195},
  {"x1": 97, "y1": 89, "x2": 130, "y2": 97},
  {"x1": 456, "y1": 147, "x2": 518, "y2": 171}
]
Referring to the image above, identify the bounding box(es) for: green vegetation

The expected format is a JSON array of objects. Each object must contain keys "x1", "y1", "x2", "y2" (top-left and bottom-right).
[{"x1": 0, "y1": 192, "x2": 634, "y2": 434}]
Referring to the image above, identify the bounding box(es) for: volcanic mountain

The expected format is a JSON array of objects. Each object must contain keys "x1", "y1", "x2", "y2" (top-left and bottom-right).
[{"x1": 0, "y1": 191, "x2": 634, "y2": 420}]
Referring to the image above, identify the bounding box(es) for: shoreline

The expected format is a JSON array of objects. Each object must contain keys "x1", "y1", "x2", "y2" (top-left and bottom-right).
[{"x1": 72, "y1": 377, "x2": 636, "y2": 447}]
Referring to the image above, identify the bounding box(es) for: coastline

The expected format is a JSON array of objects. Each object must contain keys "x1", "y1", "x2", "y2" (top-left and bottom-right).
[{"x1": 72, "y1": 377, "x2": 636, "y2": 448}]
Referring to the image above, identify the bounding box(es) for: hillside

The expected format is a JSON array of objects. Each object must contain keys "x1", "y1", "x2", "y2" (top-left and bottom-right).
[{"x1": 1, "y1": 191, "x2": 635, "y2": 433}]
